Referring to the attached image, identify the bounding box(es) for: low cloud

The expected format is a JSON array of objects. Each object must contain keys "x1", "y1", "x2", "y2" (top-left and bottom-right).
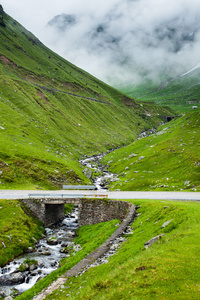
[{"x1": 2, "y1": 0, "x2": 200, "y2": 87}]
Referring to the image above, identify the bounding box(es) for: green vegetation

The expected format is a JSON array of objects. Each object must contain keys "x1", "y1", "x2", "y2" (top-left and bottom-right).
[
  {"x1": 0, "y1": 199, "x2": 44, "y2": 266},
  {"x1": 64, "y1": 203, "x2": 74, "y2": 215},
  {"x1": 16, "y1": 220, "x2": 120, "y2": 300},
  {"x1": 102, "y1": 111, "x2": 200, "y2": 191},
  {"x1": 43, "y1": 200, "x2": 200, "y2": 300},
  {"x1": 0, "y1": 8, "x2": 173, "y2": 189},
  {"x1": 120, "y1": 72, "x2": 200, "y2": 113},
  {"x1": 19, "y1": 259, "x2": 38, "y2": 271}
]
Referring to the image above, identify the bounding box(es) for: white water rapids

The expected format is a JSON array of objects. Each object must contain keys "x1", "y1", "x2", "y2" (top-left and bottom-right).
[{"x1": 80, "y1": 153, "x2": 118, "y2": 190}]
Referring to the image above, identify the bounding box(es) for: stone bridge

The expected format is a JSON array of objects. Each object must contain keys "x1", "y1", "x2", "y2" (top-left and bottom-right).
[{"x1": 20, "y1": 198, "x2": 131, "y2": 227}]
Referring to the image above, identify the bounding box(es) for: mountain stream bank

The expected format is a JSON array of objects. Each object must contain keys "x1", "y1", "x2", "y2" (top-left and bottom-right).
[{"x1": 0, "y1": 208, "x2": 79, "y2": 298}]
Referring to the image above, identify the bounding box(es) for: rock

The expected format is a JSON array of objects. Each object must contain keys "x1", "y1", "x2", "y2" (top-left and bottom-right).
[
  {"x1": 25, "y1": 247, "x2": 34, "y2": 253},
  {"x1": 0, "y1": 272, "x2": 26, "y2": 285},
  {"x1": 47, "y1": 237, "x2": 58, "y2": 245},
  {"x1": 144, "y1": 234, "x2": 165, "y2": 249},
  {"x1": 32, "y1": 237, "x2": 37, "y2": 243},
  {"x1": 29, "y1": 264, "x2": 37, "y2": 272},
  {"x1": 2, "y1": 241, "x2": 6, "y2": 248},
  {"x1": 41, "y1": 250, "x2": 51, "y2": 256},
  {"x1": 66, "y1": 231, "x2": 76, "y2": 237},
  {"x1": 4, "y1": 297, "x2": 14, "y2": 300},
  {"x1": 83, "y1": 168, "x2": 93, "y2": 179},
  {"x1": 2, "y1": 266, "x2": 11, "y2": 274},
  {"x1": 67, "y1": 242, "x2": 75, "y2": 247},
  {"x1": 184, "y1": 180, "x2": 190, "y2": 186},
  {"x1": 45, "y1": 228, "x2": 53, "y2": 235},
  {"x1": 60, "y1": 248, "x2": 69, "y2": 253},
  {"x1": 0, "y1": 291, "x2": 6, "y2": 298},
  {"x1": 139, "y1": 156, "x2": 145, "y2": 160},
  {"x1": 129, "y1": 153, "x2": 138, "y2": 158},
  {"x1": 73, "y1": 244, "x2": 82, "y2": 252},
  {"x1": 161, "y1": 220, "x2": 172, "y2": 228}
]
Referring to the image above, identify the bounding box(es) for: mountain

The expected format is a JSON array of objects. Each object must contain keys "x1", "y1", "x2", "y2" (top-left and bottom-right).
[
  {"x1": 47, "y1": 14, "x2": 77, "y2": 32},
  {"x1": 45, "y1": 1, "x2": 200, "y2": 112},
  {"x1": 0, "y1": 6, "x2": 173, "y2": 190},
  {"x1": 120, "y1": 67, "x2": 200, "y2": 113}
]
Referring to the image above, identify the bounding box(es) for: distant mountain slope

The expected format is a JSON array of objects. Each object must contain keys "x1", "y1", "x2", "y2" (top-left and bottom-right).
[
  {"x1": 0, "y1": 7, "x2": 173, "y2": 190},
  {"x1": 120, "y1": 67, "x2": 200, "y2": 113}
]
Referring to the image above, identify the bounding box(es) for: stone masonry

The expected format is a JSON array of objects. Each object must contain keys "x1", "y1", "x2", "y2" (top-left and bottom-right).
[{"x1": 20, "y1": 198, "x2": 130, "y2": 227}]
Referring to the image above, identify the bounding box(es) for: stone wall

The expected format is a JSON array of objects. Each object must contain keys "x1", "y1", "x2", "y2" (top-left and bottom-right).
[
  {"x1": 20, "y1": 199, "x2": 66, "y2": 227},
  {"x1": 20, "y1": 198, "x2": 45, "y2": 223},
  {"x1": 79, "y1": 199, "x2": 130, "y2": 227},
  {"x1": 20, "y1": 198, "x2": 131, "y2": 228}
]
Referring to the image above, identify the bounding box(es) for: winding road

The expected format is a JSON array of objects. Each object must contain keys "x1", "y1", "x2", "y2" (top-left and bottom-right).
[{"x1": 0, "y1": 190, "x2": 199, "y2": 201}]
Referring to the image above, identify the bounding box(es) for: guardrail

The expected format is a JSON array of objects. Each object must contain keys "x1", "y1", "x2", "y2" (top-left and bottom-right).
[
  {"x1": 28, "y1": 193, "x2": 108, "y2": 199},
  {"x1": 62, "y1": 185, "x2": 96, "y2": 190},
  {"x1": 94, "y1": 194, "x2": 108, "y2": 198},
  {"x1": 28, "y1": 194, "x2": 84, "y2": 199}
]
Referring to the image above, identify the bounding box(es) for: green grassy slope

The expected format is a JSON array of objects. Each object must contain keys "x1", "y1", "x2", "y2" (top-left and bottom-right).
[
  {"x1": 120, "y1": 70, "x2": 200, "y2": 113},
  {"x1": 43, "y1": 200, "x2": 200, "y2": 300},
  {"x1": 0, "y1": 199, "x2": 44, "y2": 266},
  {"x1": 0, "y1": 8, "x2": 173, "y2": 190},
  {"x1": 102, "y1": 111, "x2": 200, "y2": 191}
]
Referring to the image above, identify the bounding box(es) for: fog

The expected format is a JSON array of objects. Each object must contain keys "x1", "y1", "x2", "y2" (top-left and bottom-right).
[{"x1": 1, "y1": 0, "x2": 200, "y2": 87}]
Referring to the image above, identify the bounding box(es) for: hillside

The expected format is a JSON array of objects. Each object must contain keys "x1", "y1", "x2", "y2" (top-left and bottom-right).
[
  {"x1": 120, "y1": 68, "x2": 200, "y2": 113},
  {"x1": 102, "y1": 111, "x2": 200, "y2": 192},
  {"x1": 0, "y1": 6, "x2": 173, "y2": 190}
]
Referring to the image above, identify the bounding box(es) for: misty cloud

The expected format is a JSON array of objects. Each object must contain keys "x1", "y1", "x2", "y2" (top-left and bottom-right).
[{"x1": 2, "y1": 0, "x2": 200, "y2": 88}]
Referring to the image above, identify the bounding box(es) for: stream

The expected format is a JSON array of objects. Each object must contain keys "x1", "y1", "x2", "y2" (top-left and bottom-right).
[
  {"x1": 0, "y1": 155, "x2": 121, "y2": 298},
  {"x1": 80, "y1": 153, "x2": 118, "y2": 190},
  {"x1": 0, "y1": 208, "x2": 79, "y2": 298}
]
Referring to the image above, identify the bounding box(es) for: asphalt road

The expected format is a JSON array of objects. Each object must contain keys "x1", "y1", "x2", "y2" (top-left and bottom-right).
[{"x1": 0, "y1": 190, "x2": 199, "y2": 201}]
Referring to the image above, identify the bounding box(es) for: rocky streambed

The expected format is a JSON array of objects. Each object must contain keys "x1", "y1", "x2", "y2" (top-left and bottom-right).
[
  {"x1": 80, "y1": 153, "x2": 119, "y2": 190},
  {"x1": 0, "y1": 207, "x2": 80, "y2": 298}
]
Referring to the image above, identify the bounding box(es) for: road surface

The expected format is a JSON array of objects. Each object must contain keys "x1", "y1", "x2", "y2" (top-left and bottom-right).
[{"x1": 0, "y1": 190, "x2": 199, "y2": 201}]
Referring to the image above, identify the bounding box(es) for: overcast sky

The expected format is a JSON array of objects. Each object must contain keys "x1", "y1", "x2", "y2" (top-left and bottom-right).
[{"x1": 1, "y1": 0, "x2": 200, "y2": 87}]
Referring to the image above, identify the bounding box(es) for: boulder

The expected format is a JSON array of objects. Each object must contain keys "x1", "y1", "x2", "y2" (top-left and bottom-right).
[
  {"x1": 0, "y1": 272, "x2": 26, "y2": 285},
  {"x1": 144, "y1": 234, "x2": 165, "y2": 249},
  {"x1": 161, "y1": 220, "x2": 172, "y2": 228}
]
